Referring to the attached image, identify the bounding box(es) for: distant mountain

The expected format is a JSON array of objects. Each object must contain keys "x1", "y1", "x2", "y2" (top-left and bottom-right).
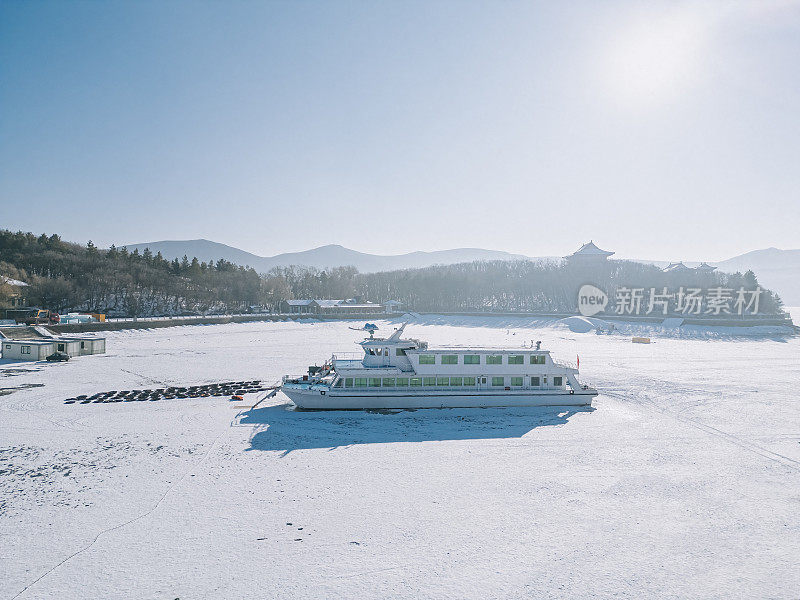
[
  {"x1": 121, "y1": 239, "x2": 531, "y2": 273},
  {"x1": 713, "y1": 248, "x2": 800, "y2": 306},
  {"x1": 122, "y1": 239, "x2": 800, "y2": 305},
  {"x1": 629, "y1": 248, "x2": 800, "y2": 305}
]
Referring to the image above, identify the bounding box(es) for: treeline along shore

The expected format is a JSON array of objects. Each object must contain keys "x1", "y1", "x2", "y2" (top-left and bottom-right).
[{"x1": 0, "y1": 229, "x2": 787, "y2": 319}]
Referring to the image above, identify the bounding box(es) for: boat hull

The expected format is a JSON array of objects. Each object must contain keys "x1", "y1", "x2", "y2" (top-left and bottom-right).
[{"x1": 281, "y1": 386, "x2": 596, "y2": 410}]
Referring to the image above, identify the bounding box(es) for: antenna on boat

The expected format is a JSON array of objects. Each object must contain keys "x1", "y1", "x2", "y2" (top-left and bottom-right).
[{"x1": 349, "y1": 323, "x2": 379, "y2": 339}]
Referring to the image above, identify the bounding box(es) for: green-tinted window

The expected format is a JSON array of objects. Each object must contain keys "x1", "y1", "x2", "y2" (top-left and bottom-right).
[
  {"x1": 368, "y1": 378, "x2": 382, "y2": 387},
  {"x1": 335, "y1": 379, "x2": 344, "y2": 387},
  {"x1": 531, "y1": 376, "x2": 540, "y2": 386},
  {"x1": 492, "y1": 377, "x2": 505, "y2": 387},
  {"x1": 553, "y1": 376, "x2": 563, "y2": 386},
  {"x1": 508, "y1": 355, "x2": 524, "y2": 365},
  {"x1": 396, "y1": 348, "x2": 406, "y2": 356},
  {"x1": 530, "y1": 354, "x2": 546, "y2": 365},
  {"x1": 464, "y1": 355, "x2": 480, "y2": 364},
  {"x1": 463, "y1": 376, "x2": 476, "y2": 386},
  {"x1": 354, "y1": 378, "x2": 367, "y2": 387},
  {"x1": 410, "y1": 377, "x2": 422, "y2": 387},
  {"x1": 487, "y1": 355, "x2": 502, "y2": 365},
  {"x1": 436, "y1": 377, "x2": 449, "y2": 386},
  {"x1": 345, "y1": 378, "x2": 353, "y2": 387},
  {"x1": 510, "y1": 376, "x2": 523, "y2": 387},
  {"x1": 423, "y1": 377, "x2": 436, "y2": 386},
  {"x1": 382, "y1": 378, "x2": 395, "y2": 387},
  {"x1": 396, "y1": 377, "x2": 409, "y2": 386},
  {"x1": 419, "y1": 355, "x2": 435, "y2": 365},
  {"x1": 450, "y1": 377, "x2": 462, "y2": 386},
  {"x1": 441, "y1": 355, "x2": 458, "y2": 365}
]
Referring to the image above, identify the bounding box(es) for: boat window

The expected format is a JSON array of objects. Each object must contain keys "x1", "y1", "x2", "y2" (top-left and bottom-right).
[
  {"x1": 423, "y1": 377, "x2": 436, "y2": 386},
  {"x1": 367, "y1": 349, "x2": 376, "y2": 355},
  {"x1": 410, "y1": 377, "x2": 422, "y2": 387},
  {"x1": 345, "y1": 378, "x2": 354, "y2": 387},
  {"x1": 480, "y1": 377, "x2": 487, "y2": 384},
  {"x1": 354, "y1": 378, "x2": 367, "y2": 387},
  {"x1": 464, "y1": 355, "x2": 480, "y2": 364},
  {"x1": 553, "y1": 376, "x2": 563, "y2": 386},
  {"x1": 419, "y1": 355, "x2": 435, "y2": 365},
  {"x1": 436, "y1": 377, "x2": 449, "y2": 386},
  {"x1": 335, "y1": 379, "x2": 344, "y2": 387},
  {"x1": 368, "y1": 378, "x2": 382, "y2": 387},
  {"x1": 375, "y1": 348, "x2": 383, "y2": 356},
  {"x1": 396, "y1": 348, "x2": 406, "y2": 356},
  {"x1": 543, "y1": 376, "x2": 548, "y2": 384},
  {"x1": 508, "y1": 355, "x2": 523, "y2": 365},
  {"x1": 491, "y1": 377, "x2": 505, "y2": 386},
  {"x1": 382, "y1": 378, "x2": 395, "y2": 387},
  {"x1": 530, "y1": 376, "x2": 540, "y2": 386},
  {"x1": 510, "y1": 377, "x2": 523, "y2": 387},
  {"x1": 450, "y1": 377, "x2": 462, "y2": 386},
  {"x1": 441, "y1": 355, "x2": 458, "y2": 365},
  {"x1": 487, "y1": 355, "x2": 502, "y2": 365},
  {"x1": 530, "y1": 355, "x2": 546, "y2": 364},
  {"x1": 463, "y1": 376, "x2": 476, "y2": 386},
  {"x1": 396, "y1": 377, "x2": 409, "y2": 386}
]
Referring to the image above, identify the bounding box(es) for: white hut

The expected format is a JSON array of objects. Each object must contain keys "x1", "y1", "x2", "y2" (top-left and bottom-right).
[
  {"x1": 60, "y1": 336, "x2": 106, "y2": 356},
  {"x1": 2, "y1": 339, "x2": 57, "y2": 361}
]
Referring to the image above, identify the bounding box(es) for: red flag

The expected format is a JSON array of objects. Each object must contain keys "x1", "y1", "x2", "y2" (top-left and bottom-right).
[{"x1": 577, "y1": 354, "x2": 580, "y2": 368}]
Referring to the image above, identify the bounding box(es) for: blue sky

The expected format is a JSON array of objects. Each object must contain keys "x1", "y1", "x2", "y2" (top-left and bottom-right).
[{"x1": 1, "y1": 0, "x2": 799, "y2": 261}]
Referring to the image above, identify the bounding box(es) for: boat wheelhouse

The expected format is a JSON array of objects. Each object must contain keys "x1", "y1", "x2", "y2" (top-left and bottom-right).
[{"x1": 281, "y1": 324, "x2": 597, "y2": 410}]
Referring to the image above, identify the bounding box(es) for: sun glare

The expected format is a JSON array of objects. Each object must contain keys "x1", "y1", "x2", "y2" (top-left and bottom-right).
[{"x1": 600, "y1": 8, "x2": 709, "y2": 109}]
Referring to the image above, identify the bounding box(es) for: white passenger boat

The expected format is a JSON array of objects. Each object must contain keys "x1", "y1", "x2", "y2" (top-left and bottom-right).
[{"x1": 281, "y1": 324, "x2": 597, "y2": 410}]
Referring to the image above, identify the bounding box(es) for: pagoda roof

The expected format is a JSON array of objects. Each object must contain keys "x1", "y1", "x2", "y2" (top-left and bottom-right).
[
  {"x1": 565, "y1": 241, "x2": 614, "y2": 259},
  {"x1": 695, "y1": 262, "x2": 717, "y2": 272}
]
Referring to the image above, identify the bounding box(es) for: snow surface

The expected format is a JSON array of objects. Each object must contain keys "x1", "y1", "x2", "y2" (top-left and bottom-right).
[{"x1": 1, "y1": 316, "x2": 799, "y2": 599}]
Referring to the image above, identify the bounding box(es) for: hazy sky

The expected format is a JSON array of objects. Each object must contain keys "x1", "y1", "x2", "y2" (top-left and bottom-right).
[{"x1": 1, "y1": 1, "x2": 799, "y2": 261}]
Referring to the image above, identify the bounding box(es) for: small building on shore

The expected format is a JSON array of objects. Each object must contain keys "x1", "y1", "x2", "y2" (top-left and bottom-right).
[
  {"x1": 0, "y1": 276, "x2": 29, "y2": 308},
  {"x1": 280, "y1": 299, "x2": 315, "y2": 314},
  {"x1": 60, "y1": 336, "x2": 107, "y2": 356},
  {"x1": 384, "y1": 300, "x2": 403, "y2": 314},
  {"x1": 280, "y1": 298, "x2": 386, "y2": 315},
  {"x1": 0, "y1": 326, "x2": 106, "y2": 361},
  {"x1": 2, "y1": 339, "x2": 58, "y2": 361}
]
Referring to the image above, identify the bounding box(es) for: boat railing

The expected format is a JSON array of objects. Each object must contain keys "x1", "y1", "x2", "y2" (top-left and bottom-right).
[
  {"x1": 553, "y1": 359, "x2": 578, "y2": 370},
  {"x1": 332, "y1": 352, "x2": 363, "y2": 361}
]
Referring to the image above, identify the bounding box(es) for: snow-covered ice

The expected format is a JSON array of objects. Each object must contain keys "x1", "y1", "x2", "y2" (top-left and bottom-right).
[{"x1": 1, "y1": 315, "x2": 799, "y2": 599}]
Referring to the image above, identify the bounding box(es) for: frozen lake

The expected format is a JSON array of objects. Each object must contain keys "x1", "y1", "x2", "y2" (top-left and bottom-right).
[{"x1": 1, "y1": 316, "x2": 799, "y2": 599}]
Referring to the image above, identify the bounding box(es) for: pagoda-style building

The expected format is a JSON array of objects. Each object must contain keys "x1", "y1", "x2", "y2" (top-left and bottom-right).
[
  {"x1": 662, "y1": 261, "x2": 691, "y2": 273},
  {"x1": 564, "y1": 241, "x2": 614, "y2": 265},
  {"x1": 695, "y1": 262, "x2": 717, "y2": 273}
]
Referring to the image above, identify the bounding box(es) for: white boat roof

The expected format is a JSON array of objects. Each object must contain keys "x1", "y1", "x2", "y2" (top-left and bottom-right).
[{"x1": 409, "y1": 347, "x2": 550, "y2": 353}]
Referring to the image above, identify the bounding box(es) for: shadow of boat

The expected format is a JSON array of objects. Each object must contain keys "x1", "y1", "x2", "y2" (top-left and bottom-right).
[{"x1": 239, "y1": 402, "x2": 594, "y2": 455}]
